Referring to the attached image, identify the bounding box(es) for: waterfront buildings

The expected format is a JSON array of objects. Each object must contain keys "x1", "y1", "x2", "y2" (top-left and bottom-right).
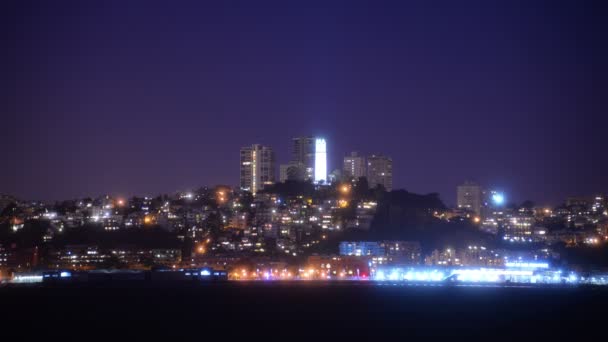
[{"x1": 340, "y1": 241, "x2": 385, "y2": 256}]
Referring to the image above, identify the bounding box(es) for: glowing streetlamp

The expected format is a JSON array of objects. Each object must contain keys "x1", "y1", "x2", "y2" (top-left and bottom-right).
[{"x1": 340, "y1": 184, "x2": 350, "y2": 194}]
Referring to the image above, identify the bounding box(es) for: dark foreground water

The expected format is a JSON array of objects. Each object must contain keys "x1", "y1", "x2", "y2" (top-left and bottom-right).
[{"x1": 2, "y1": 282, "x2": 607, "y2": 339}]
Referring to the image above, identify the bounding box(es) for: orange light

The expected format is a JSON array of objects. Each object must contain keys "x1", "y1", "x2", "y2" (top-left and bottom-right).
[
  {"x1": 473, "y1": 217, "x2": 481, "y2": 223},
  {"x1": 117, "y1": 199, "x2": 125, "y2": 206},
  {"x1": 338, "y1": 199, "x2": 348, "y2": 208},
  {"x1": 144, "y1": 216, "x2": 153, "y2": 224}
]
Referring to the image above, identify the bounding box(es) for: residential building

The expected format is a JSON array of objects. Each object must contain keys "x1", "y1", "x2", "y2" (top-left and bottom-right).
[
  {"x1": 240, "y1": 144, "x2": 275, "y2": 194},
  {"x1": 292, "y1": 137, "x2": 315, "y2": 180},
  {"x1": 367, "y1": 155, "x2": 393, "y2": 191},
  {"x1": 343, "y1": 152, "x2": 366, "y2": 180},
  {"x1": 457, "y1": 181, "x2": 482, "y2": 215}
]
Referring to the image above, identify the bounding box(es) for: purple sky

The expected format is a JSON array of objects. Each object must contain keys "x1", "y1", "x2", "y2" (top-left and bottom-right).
[{"x1": 3, "y1": 0, "x2": 607, "y2": 206}]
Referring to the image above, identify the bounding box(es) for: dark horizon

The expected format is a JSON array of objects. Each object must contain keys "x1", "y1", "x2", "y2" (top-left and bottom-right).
[{"x1": 3, "y1": 0, "x2": 607, "y2": 205}]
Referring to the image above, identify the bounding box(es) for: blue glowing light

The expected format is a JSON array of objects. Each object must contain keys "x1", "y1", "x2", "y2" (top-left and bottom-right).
[
  {"x1": 492, "y1": 193, "x2": 505, "y2": 205},
  {"x1": 200, "y1": 269, "x2": 211, "y2": 276},
  {"x1": 364, "y1": 265, "x2": 585, "y2": 285},
  {"x1": 60, "y1": 271, "x2": 71, "y2": 278}
]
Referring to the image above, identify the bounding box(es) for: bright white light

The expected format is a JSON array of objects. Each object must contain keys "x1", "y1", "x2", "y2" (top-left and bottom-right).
[
  {"x1": 492, "y1": 193, "x2": 505, "y2": 205},
  {"x1": 415, "y1": 272, "x2": 428, "y2": 281},
  {"x1": 314, "y1": 138, "x2": 327, "y2": 184},
  {"x1": 505, "y1": 262, "x2": 549, "y2": 269},
  {"x1": 200, "y1": 270, "x2": 211, "y2": 276},
  {"x1": 431, "y1": 271, "x2": 445, "y2": 281},
  {"x1": 60, "y1": 271, "x2": 71, "y2": 278},
  {"x1": 12, "y1": 275, "x2": 43, "y2": 283}
]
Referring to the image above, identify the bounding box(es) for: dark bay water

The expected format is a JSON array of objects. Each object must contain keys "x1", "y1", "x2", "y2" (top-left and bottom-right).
[{"x1": 2, "y1": 282, "x2": 606, "y2": 339}]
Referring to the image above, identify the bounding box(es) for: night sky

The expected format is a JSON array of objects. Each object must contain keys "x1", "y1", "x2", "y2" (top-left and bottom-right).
[{"x1": 3, "y1": 0, "x2": 607, "y2": 205}]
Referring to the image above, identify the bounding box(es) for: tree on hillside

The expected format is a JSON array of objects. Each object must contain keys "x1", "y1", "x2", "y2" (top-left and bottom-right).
[{"x1": 204, "y1": 212, "x2": 224, "y2": 240}]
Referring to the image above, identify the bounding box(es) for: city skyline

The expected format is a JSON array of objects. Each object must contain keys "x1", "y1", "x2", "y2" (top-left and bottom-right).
[
  {"x1": 4, "y1": 1, "x2": 608, "y2": 338},
  {"x1": 4, "y1": 1, "x2": 607, "y2": 205},
  {"x1": 1, "y1": 132, "x2": 605, "y2": 207}
]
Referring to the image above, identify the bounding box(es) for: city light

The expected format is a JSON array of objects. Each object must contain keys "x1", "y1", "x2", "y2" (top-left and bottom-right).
[
  {"x1": 369, "y1": 267, "x2": 574, "y2": 284},
  {"x1": 505, "y1": 262, "x2": 549, "y2": 269},
  {"x1": 11, "y1": 275, "x2": 43, "y2": 283},
  {"x1": 216, "y1": 190, "x2": 227, "y2": 203},
  {"x1": 492, "y1": 193, "x2": 505, "y2": 205},
  {"x1": 340, "y1": 184, "x2": 350, "y2": 194},
  {"x1": 314, "y1": 138, "x2": 327, "y2": 184}
]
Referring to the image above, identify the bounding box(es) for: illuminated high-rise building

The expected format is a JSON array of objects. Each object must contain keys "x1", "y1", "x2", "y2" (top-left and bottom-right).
[
  {"x1": 240, "y1": 144, "x2": 275, "y2": 195},
  {"x1": 291, "y1": 136, "x2": 327, "y2": 183},
  {"x1": 457, "y1": 181, "x2": 482, "y2": 215},
  {"x1": 343, "y1": 152, "x2": 366, "y2": 180},
  {"x1": 367, "y1": 155, "x2": 392, "y2": 191},
  {"x1": 314, "y1": 138, "x2": 327, "y2": 184}
]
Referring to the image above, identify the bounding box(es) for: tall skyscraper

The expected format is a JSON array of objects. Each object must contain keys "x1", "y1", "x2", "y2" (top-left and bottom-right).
[
  {"x1": 457, "y1": 181, "x2": 482, "y2": 215},
  {"x1": 291, "y1": 137, "x2": 315, "y2": 180},
  {"x1": 291, "y1": 136, "x2": 327, "y2": 183},
  {"x1": 240, "y1": 144, "x2": 275, "y2": 195},
  {"x1": 343, "y1": 152, "x2": 366, "y2": 180},
  {"x1": 367, "y1": 155, "x2": 393, "y2": 191},
  {"x1": 314, "y1": 138, "x2": 327, "y2": 184}
]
